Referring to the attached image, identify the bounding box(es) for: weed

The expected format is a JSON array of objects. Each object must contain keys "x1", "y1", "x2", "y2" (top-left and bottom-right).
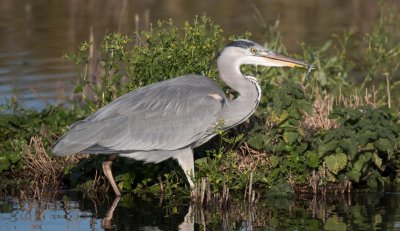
[
  {"x1": 0, "y1": 102, "x2": 86, "y2": 188},
  {"x1": 21, "y1": 136, "x2": 84, "y2": 188},
  {"x1": 362, "y1": 1, "x2": 400, "y2": 91},
  {"x1": 318, "y1": 106, "x2": 399, "y2": 188},
  {"x1": 67, "y1": 16, "x2": 223, "y2": 111}
]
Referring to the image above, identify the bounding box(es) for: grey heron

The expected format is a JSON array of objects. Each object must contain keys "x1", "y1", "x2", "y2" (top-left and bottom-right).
[{"x1": 52, "y1": 39, "x2": 310, "y2": 196}]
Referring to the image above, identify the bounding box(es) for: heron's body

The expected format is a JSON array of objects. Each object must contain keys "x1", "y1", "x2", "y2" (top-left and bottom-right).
[
  {"x1": 53, "y1": 75, "x2": 228, "y2": 155},
  {"x1": 53, "y1": 39, "x2": 309, "y2": 196}
]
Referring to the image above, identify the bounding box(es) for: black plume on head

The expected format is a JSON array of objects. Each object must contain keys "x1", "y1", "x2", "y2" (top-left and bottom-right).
[{"x1": 225, "y1": 39, "x2": 256, "y2": 49}]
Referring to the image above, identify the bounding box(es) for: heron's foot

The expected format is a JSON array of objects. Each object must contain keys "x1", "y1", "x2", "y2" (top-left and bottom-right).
[{"x1": 102, "y1": 160, "x2": 122, "y2": 196}]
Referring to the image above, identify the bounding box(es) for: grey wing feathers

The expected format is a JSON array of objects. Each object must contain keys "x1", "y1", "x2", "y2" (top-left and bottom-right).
[{"x1": 52, "y1": 75, "x2": 226, "y2": 156}]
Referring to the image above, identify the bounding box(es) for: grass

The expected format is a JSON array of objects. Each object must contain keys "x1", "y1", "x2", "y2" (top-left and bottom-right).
[{"x1": 1, "y1": 2, "x2": 400, "y2": 200}]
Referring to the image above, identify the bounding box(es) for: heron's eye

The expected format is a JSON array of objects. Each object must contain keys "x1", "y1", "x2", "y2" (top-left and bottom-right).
[{"x1": 250, "y1": 48, "x2": 257, "y2": 54}]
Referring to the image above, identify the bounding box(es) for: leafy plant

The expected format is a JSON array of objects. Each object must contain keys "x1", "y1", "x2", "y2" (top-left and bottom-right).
[
  {"x1": 361, "y1": 1, "x2": 400, "y2": 90},
  {"x1": 248, "y1": 81, "x2": 314, "y2": 186},
  {"x1": 195, "y1": 138, "x2": 251, "y2": 193},
  {"x1": 67, "y1": 16, "x2": 223, "y2": 111},
  {"x1": 0, "y1": 101, "x2": 85, "y2": 186},
  {"x1": 301, "y1": 30, "x2": 355, "y2": 93},
  {"x1": 318, "y1": 106, "x2": 399, "y2": 188}
]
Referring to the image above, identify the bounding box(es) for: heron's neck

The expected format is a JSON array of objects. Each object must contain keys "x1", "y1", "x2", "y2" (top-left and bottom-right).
[{"x1": 217, "y1": 57, "x2": 261, "y2": 128}]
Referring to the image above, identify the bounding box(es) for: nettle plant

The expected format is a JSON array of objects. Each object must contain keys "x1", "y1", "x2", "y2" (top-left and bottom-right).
[
  {"x1": 318, "y1": 106, "x2": 399, "y2": 188},
  {"x1": 248, "y1": 81, "x2": 316, "y2": 186}
]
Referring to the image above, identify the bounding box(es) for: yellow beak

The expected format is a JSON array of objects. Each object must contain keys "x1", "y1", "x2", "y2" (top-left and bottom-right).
[{"x1": 260, "y1": 51, "x2": 311, "y2": 68}]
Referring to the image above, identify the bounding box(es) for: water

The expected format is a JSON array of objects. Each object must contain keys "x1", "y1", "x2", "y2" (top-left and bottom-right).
[
  {"x1": 1, "y1": 191, "x2": 400, "y2": 230},
  {"x1": 0, "y1": 0, "x2": 392, "y2": 109}
]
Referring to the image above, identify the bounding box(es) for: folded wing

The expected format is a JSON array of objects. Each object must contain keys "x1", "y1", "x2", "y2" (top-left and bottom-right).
[{"x1": 52, "y1": 75, "x2": 226, "y2": 155}]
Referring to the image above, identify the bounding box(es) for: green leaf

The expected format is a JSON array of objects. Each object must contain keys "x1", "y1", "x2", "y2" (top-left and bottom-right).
[
  {"x1": 375, "y1": 138, "x2": 394, "y2": 155},
  {"x1": 269, "y1": 156, "x2": 281, "y2": 168},
  {"x1": 297, "y1": 143, "x2": 308, "y2": 154},
  {"x1": 194, "y1": 157, "x2": 207, "y2": 165},
  {"x1": 372, "y1": 153, "x2": 383, "y2": 170},
  {"x1": 320, "y1": 40, "x2": 332, "y2": 53},
  {"x1": 318, "y1": 140, "x2": 339, "y2": 157},
  {"x1": 324, "y1": 152, "x2": 347, "y2": 175},
  {"x1": 283, "y1": 131, "x2": 299, "y2": 144},
  {"x1": 9, "y1": 153, "x2": 20, "y2": 164},
  {"x1": 247, "y1": 133, "x2": 265, "y2": 150},
  {"x1": 305, "y1": 151, "x2": 320, "y2": 168},
  {"x1": 347, "y1": 153, "x2": 372, "y2": 182},
  {"x1": 277, "y1": 110, "x2": 290, "y2": 124}
]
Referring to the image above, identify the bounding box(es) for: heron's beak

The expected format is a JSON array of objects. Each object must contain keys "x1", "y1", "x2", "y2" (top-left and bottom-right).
[{"x1": 259, "y1": 50, "x2": 311, "y2": 68}]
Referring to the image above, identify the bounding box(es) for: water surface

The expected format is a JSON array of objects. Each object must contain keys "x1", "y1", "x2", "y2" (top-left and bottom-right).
[{"x1": 2, "y1": 191, "x2": 400, "y2": 230}]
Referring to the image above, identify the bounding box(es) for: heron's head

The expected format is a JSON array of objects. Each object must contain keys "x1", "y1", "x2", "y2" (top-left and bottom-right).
[{"x1": 218, "y1": 39, "x2": 310, "y2": 69}]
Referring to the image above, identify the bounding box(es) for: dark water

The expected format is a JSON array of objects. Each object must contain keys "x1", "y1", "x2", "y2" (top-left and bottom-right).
[
  {"x1": 2, "y1": 191, "x2": 400, "y2": 230},
  {"x1": 0, "y1": 0, "x2": 394, "y2": 109}
]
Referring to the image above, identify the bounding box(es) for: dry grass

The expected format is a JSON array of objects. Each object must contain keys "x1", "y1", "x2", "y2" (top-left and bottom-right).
[
  {"x1": 303, "y1": 88, "x2": 378, "y2": 131},
  {"x1": 303, "y1": 93, "x2": 337, "y2": 130},
  {"x1": 337, "y1": 87, "x2": 378, "y2": 108},
  {"x1": 20, "y1": 136, "x2": 86, "y2": 190},
  {"x1": 236, "y1": 142, "x2": 270, "y2": 171}
]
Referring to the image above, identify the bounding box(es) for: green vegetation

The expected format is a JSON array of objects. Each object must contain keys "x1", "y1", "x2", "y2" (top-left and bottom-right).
[
  {"x1": 0, "y1": 101, "x2": 86, "y2": 189},
  {"x1": 68, "y1": 16, "x2": 223, "y2": 111},
  {"x1": 319, "y1": 106, "x2": 399, "y2": 188},
  {"x1": 1, "y1": 2, "x2": 400, "y2": 198}
]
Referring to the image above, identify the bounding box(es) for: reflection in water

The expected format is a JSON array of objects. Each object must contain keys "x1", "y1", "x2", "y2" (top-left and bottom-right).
[
  {"x1": 0, "y1": 0, "x2": 393, "y2": 109},
  {"x1": 1, "y1": 191, "x2": 400, "y2": 230}
]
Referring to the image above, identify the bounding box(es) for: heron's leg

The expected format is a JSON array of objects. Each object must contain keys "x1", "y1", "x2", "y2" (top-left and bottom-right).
[
  {"x1": 102, "y1": 196, "x2": 120, "y2": 229},
  {"x1": 102, "y1": 154, "x2": 121, "y2": 196},
  {"x1": 174, "y1": 148, "x2": 195, "y2": 188}
]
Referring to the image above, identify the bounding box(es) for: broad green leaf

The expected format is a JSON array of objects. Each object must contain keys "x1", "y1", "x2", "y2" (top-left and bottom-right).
[
  {"x1": 305, "y1": 151, "x2": 319, "y2": 168},
  {"x1": 248, "y1": 134, "x2": 265, "y2": 150},
  {"x1": 278, "y1": 110, "x2": 290, "y2": 124},
  {"x1": 359, "y1": 130, "x2": 377, "y2": 146},
  {"x1": 324, "y1": 152, "x2": 347, "y2": 175},
  {"x1": 318, "y1": 140, "x2": 339, "y2": 157},
  {"x1": 375, "y1": 138, "x2": 394, "y2": 155},
  {"x1": 298, "y1": 143, "x2": 308, "y2": 154},
  {"x1": 347, "y1": 153, "x2": 372, "y2": 182},
  {"x1": 283, "y1": 131, "x2": 298, "y2": 144},
  {"x1": 269, "y1": 156, "x2": 281, "y2": 168},
  {"x1": 340, "y1": 138, "x2": 357, "y2": 157}
]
